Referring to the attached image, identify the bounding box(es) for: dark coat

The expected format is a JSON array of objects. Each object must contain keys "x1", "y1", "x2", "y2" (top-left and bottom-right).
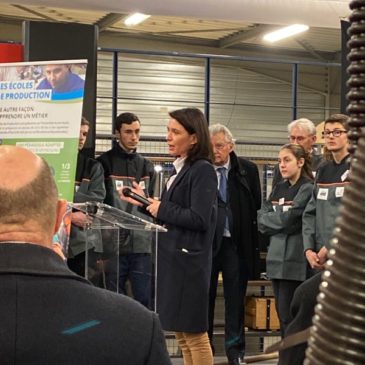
[
  {"x1": 214, "y1": 152, "x2": 262, "y2": 279},
  {"x1": 156, "y1": 159, "x2": 217, "y2": 332},
  {"x1": 69, "y1": 152, "x2": 106, "y2": 257},
  {"x1": 97, "y1": 144, "x2": 156, "y2": 254},
  {"x1": 0, "y1": 243, "x2": 171, "y2": 365}
]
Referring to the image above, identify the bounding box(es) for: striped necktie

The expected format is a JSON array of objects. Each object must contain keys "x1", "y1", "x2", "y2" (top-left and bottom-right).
[{"x1": 217, "y1": 167, "x2": 227, "y2": 202}]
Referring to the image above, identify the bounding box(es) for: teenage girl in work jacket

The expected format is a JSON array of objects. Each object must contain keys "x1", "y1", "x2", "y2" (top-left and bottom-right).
[{"x1": 258, "y1": 144, "x2": 314, "y2": 337}]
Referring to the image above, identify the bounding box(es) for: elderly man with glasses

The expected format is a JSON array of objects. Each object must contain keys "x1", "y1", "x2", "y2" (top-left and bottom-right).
[
  {"x1": 272, "y1": 118, "x2": 323, "y2": 188},
  {"x1": 208, "y1": 124, "x2": 262, "y2": 365}
]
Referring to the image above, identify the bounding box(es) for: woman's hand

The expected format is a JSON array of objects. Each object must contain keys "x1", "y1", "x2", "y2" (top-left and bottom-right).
[
  {"x1": 146, "y1": 199, "x2": 161, "y2": 218},
  {"x1": 118, "y1": 181, "x2": 160, "y2": 216},
  {"x1": 118, "y1": 181, "x2": 145, "y2": 206}
]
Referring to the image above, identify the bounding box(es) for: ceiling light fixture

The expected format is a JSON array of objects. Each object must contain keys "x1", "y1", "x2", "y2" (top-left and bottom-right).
[
  {"x1": 124, "y1": 12, "x2": 151, "y2": 26},
  {"x1": 263, "y1": 24, "x2": 309, "y2": 43}
]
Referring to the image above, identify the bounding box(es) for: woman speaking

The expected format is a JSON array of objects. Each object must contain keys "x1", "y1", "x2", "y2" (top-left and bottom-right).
[{"x1": 121, "y1": 108, "x2": 217, "y2": 365}]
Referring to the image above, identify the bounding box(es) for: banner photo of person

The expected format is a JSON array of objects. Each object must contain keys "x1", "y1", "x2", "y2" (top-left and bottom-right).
[{"x1": 0, "y1": 59, "x2": 88, "y2": 255}]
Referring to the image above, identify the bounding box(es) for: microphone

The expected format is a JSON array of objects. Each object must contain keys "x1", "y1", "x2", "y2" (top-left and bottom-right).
[
  {"x1": 122, "y1": 187, "x2": 151, "y2": 207},
  {"x1": 153, "y1": 165, "x2": 164, "y2": 200}
]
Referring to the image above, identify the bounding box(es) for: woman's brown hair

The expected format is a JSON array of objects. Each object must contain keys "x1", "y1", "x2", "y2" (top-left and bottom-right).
[
  {"x1": 169, "y1": 108, "x2": 214, "y2": 163},
  {"x1": 280, "y1": 143, "x2": 314, "y2": 181}
]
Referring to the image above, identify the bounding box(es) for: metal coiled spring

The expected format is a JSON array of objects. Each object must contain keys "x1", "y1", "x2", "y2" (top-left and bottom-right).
[
  {"x1": 346, "y1": 0, "x2": 365, "y2": 155},
  {"x1": 305, "y1": 0, "x2": 365, "y2": 363}
]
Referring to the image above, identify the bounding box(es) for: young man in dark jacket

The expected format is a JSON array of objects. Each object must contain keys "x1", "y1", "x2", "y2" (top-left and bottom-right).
[{"x1": 97, "y1": 112, "x2": 155, "y2": 308}]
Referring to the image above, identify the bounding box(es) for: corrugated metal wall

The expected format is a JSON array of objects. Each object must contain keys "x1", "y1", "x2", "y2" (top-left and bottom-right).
[{"x1": 96, "y1": 51, "x2": 340, "y2": 160}]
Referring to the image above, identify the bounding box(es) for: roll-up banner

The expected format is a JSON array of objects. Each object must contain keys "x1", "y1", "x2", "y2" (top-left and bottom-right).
[{"x1": 0, "y1": 59, "x2": 87, "y2": 202}]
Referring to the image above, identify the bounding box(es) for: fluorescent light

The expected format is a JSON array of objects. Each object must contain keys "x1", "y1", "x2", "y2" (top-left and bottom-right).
[
  {"x1": 263, "y1": 24, "x2": 309, "y2": 43},
  {"x1": 124, "y1": 13, "x2": 150, "y2": 26}
]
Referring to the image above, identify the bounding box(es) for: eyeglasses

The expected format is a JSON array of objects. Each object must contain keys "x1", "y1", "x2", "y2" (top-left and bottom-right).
[
  {"x1": 289, "y1": 135, "x2": 307, "y2": 143},
  {"x1": 213, "y1": 143, "x2": 230, "y2": 151},
  {"x1": 322, "y1": 129, "x2": 347, "y2": 138}
]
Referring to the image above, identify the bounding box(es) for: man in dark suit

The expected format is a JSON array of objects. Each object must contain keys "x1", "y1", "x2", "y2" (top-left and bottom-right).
[
  {"x1": 208, "y1": 124, "x2": 262, "y2": 365},
  {"x1": 0, "y1": 145, "x2": 171, "y2": 365}
]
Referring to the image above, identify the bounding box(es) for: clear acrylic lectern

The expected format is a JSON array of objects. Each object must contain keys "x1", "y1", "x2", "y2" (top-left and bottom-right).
[{"x1": 72, "y1": 201, "x2": 167, "y2": 311}]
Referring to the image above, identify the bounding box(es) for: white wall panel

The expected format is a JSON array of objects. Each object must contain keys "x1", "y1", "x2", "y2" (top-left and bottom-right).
[{"x1": 96, "y1": 51, "x2": 339, "y2": 160}]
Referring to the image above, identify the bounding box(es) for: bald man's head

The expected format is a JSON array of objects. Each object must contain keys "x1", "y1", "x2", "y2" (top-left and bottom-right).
[
  {"x1": 0, "y1": 146, "x2": 44, "y2": 190},
  {"x1": 0, "y1": 146, "x2": 58, "y2": 242}
]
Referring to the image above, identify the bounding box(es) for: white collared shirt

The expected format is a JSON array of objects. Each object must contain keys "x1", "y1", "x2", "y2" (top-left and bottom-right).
[
  {"x1": 214, "y1": 157, "x2": 230, "y2": 189},
  {"x1": 166, "y1": 157, "x2": 186, "y2": 191}
]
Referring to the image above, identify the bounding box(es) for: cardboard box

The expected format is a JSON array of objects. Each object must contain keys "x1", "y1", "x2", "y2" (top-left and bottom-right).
[{"x1": 245, "y1": 296, "x2": 280, "y2": 330}]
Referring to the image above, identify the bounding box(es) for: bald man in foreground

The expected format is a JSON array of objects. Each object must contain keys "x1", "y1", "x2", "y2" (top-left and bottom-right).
[{"x1": 0, "y1": 146, "x2": 171, "y2": 365}]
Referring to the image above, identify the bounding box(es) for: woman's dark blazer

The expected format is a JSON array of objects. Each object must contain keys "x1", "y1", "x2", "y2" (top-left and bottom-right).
[{"x1": 156, "y1": 158, "x2": 217, "y2": 332}]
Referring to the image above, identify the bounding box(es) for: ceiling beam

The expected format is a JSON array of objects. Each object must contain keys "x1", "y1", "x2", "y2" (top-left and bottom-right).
[
  {"x1": 295, "y1": 38, "x2": 327, "y2": 62},
  {"x1": 219, "y1": 24, "x2": 272, "y2": 48},
  {"x1": 95, "y1": 13, "x2": 126, "y2": 32},
  {"x1": 12, "y1": 4, "x2": 56, "y2": 21},
  {"x1": 103, "y1": 29, "x2": 218, "y2": 47},
  {"x1": 101, "y1": 29, "x2": 337, "y2": 62},
  {"x1": 153, "y1": 27, "x2": 245, "y2": 35}
]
